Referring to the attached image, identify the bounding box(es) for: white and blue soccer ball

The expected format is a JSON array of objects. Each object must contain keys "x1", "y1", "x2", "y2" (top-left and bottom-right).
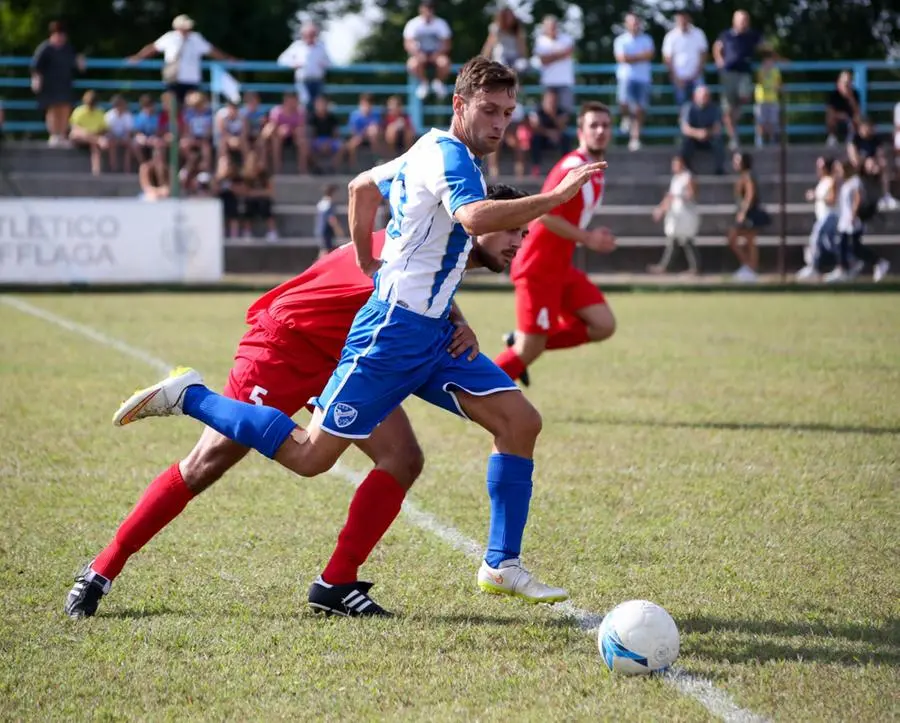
[{"x1": 598, "y1": 600, "x2": 680, "y2": 674}]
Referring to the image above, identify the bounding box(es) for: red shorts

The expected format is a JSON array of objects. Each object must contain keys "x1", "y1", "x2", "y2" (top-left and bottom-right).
[
  {"x1": 223, "y1": 312, "x2": 337, "y2": 415},
  {"x1": 514, "y1": 266, "x2": 607, "y2": 334}
]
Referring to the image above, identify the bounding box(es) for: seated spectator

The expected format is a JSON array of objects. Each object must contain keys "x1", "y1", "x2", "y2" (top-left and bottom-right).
[
  {"x1": 138, "y1": 146, "x2": 170, "y2": 200},
  {"x1": 481, "y1": 7, "x2": 528, "y2": 72},
  {"x1": 825, "y1": 71, "x2": 860, "y2": 146},
  {"x1": 308, "y1": 95, "x2": 345, "y2": 174},
  {"x1": 662, "y1": 11, "x2": 708, "y2": 108},
  {"x1": 240, "y1": 151, "x2": 277, "y2": 241},
  {"x1": 532, "y1": 15, "x2": 575, "y2": 114},
  {"x1": 157, "y1": 90, "x2": 185, "y2": 149},
  {"x1": 895, "y1": 102, "x2": 900, "y2": 170},
  {"x1": 178, "y1": 147, "x2": 206, "y2": 196},
  {"x1": 403, "y1": 0, "x2": 452, "y2": 100},
  {"x1": 487, "y1": 102, "x2": 526, "y2": 179},
  {"x1": 277, "y1": 22, "x2": 330, "y2": 111},
  {"x1": 753, "y1": 50, "x2": 781, "y2": 147},
  {"x1": 315, "y1": 183, "x2": 345, "y2": 259},
  {"x1": 528, "y1": 88, "x2": 570, "y2": 174},
  {"x1": 69, "y1": 90, "x2": 108, "y2": 176},
  {"x1": 261, "y1": 91, "x2": 308, "y2": 174},
  {"x1": 848, "y1": 118, "x2": 899, "y2": 211},
  {"x1": 614, "y1": 13, "x2": 655, "y2": 152},
  {"x1": 132, "y1": 94, "x2": 161, "y2": 164},
  {"x1": 240, "y1": 91, "x2": 268, "y2": 155},
  {"x1": 679, "y1": 85, "x2": 725, "y2": 175},
  {"x1": 180, "y1": 90, "x2": 213, "y2": 171},
  {"x1": 104, "y1": 94, "x2": 134, "y2": 173},
  {"x1": 215, "y1": 99, "x2": 248, "y2": 162},
  {"x1": 215, "y1": 154, "x2": 244, "y2": 238},
  {"x1": 382, "y1": 95, "x2": 416, "y2": 153},
  {"x1": 346, "y1": 93, "x2": 383, "y2": 168}
]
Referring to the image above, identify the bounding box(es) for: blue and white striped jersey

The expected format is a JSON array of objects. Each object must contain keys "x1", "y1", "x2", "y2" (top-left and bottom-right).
[{"x1": 366, "y1": 129, "x2": 487, "y2": 319}]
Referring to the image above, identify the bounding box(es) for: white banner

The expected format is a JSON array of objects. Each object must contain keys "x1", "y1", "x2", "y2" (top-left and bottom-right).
[{"x1": 0, "y1": 198, "x2": 223, "y2": 284}]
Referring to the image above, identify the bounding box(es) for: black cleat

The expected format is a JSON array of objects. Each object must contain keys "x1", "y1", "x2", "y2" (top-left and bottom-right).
[
  {"x1": 308, "y1": 577, "x2": 393, "y2": 617},
  {"x1": 503, "y1": 331, "x2": 530, "y2": 387},
  {"x1": 65, "y1": 563, "x2": 110, "y2": 619}
]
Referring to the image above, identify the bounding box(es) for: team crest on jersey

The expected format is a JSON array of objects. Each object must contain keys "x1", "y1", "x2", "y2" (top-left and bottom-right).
[{"x1": 333, "y1": 403, "x2": 358, "y2": 429}]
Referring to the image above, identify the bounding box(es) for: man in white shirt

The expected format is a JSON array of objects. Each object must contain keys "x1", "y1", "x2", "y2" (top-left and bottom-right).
[
  {"x1": 613, "y1": 13, "x2": 655, "y2": 151},
  {"x1": 532, "y1": 15, "x2": 575, "y2": 113},
  {"x1": 662, "y1": 11, "x2": 708, "y2": 108},
  {"x1": 129, "y1": 15, "x2": 234, "y2": 106},
  {"x1": 403, "y1": 0, "x2": 452, "y2": 101},
  {"x1": 277, "y1": 22, "x2": 331, "y2": 111}
]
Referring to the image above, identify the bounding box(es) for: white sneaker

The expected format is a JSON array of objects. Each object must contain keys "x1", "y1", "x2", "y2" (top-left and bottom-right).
[
  {"x1": 824, "y1": 267, "x2": 847, "y2": 283},
  {"x1": 627, "y1": 138, "x2": 641, "y2": 152},
  {"x1": 619, "y1": 117, "x2": 631, "y2": 133},
  {"x1": 415, "y1": 81, "x2": 429, "y2": 100},
  {"x1": 877, "y1": 194, "x2": 899, "y2": 212},
  {"x1": 732, "y1": 265, "x2": 758, "y2": 282},
  {"x1": 48, "y1": 135, "x2": 60, "y2": 148},
  {"x1": 728, "y1": 137, "x2": 740, "y2": 151},
  {"x1": 795, "y1": 265, "x2": 818, "y2": 281},
  {"x1": 265, "y1": 229, "x2": 279, "y2": 243},
  {"x1": 874, "y1": 259, "x2": 890, "y2": 282},
  {"x1": 826, "y1": 134, "x2": 838, "y2": 147},
  {"x1": 112, "y1": 366, "x2": 203, "y2": 427},
  {"x1": 477, "y1": 558, "x2": 568, "y2": 604},
  {"x1": 430, "y1": 79, "x2": 446, "y2": 99}
]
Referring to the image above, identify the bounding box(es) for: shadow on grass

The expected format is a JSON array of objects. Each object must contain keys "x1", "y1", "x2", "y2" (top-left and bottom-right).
[{"x1": 561, "y1": 415, "x2": 900, "y2": 437}]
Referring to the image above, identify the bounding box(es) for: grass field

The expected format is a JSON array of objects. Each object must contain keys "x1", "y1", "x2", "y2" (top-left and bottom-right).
[{"x1": 1, "y1": 290, "x2": 898, "y2": 722}]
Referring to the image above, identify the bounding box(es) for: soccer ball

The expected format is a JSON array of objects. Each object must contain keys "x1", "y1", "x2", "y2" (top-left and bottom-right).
[{"x1": 598, "y1": 600, "x2": 679, "y2": 674}]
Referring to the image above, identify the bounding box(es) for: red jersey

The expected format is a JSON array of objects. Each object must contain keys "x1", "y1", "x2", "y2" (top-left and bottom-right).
[
  {"x1": 245, "y1": 231, "x2": 386, "y2": 359},
  {"x1": 511, "y1": 150, "x2": 606, "y2": 281}
]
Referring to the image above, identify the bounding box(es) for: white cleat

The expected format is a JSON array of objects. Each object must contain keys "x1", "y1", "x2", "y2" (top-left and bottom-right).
[
  {"x1": 477, "y1": 558, "x2": 568, "y2": 604},
  {"x1": 112, "y1": 366, "x2": 203, "y2": 427}
]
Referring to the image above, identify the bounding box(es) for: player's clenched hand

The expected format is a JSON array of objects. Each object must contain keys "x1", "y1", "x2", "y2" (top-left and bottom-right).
[
  {"x1": 358, "y1": 257, "x2": 383, "y2": 278},
  {"x1": 448, "y1": 322, "x2": 479, "y2": 361},
  {"x1": 584, "y1": 227, "x2": 617, "y2": 254},
  {"x1": 551, "y1": 161, "x2": 608, "y2": 204}
]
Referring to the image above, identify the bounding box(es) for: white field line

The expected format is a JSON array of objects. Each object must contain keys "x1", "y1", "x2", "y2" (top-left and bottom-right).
[{"x1": 1, "y1": 294, "x2": 770, "y2": 723}]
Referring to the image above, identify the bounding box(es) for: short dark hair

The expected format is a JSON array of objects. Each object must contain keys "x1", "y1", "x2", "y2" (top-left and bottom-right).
[
  {"x1": 577, "y1": 101, "x2": 611, "y2": 125},
  {"x1": 360, "y1": 93, "x2": 373, "y2": 103},
  {"x1": 454, "y1": 56, "x2": 518, "y2": 100},
  {"x1": 324, "y1": 183, "x2": 338, "y2": 195},
  {"x1": 48, "y1": 20, "x2": 66, "y2": 35},
  {"x1": 736, "y1": 151, "x2": 753, "y2": 171},
  {"x1": 486, "y1": 183, "x2": 527, "y2": 202}
]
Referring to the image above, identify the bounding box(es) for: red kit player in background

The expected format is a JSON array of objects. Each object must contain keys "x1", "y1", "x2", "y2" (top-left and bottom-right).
[{"x1": 495, "y1": 102, "x2": 617, "y2": 387}]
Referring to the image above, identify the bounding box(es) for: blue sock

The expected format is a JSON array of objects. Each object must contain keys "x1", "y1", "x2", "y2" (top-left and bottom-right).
[
  {"x1": 182, "y1": 386, "x2": 297, "y2": 459},
  {"x1": 484, "y1": 453, "x2": 534, "y2": 568}
]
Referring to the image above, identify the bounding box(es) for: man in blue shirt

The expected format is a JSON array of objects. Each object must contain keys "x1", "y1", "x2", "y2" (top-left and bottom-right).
[
  {"x1": 613, "y1": 13, "x2": 655, "y2": 152},
  {"x1": 346, "y1": 93, "x2": 383, "y2": 168},
  {"x1": 680, "y1": 85, "x2": 725, "y2": 175}
]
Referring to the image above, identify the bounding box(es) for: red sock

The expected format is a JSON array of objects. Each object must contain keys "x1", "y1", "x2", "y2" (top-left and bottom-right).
[
  {"x1": 494, "y1": 347, "x2": 527, "y2": 381},
  {"x1": 322, "y1": 469, "x2": 406, "y2": 584},
  {"x1": 92, "y1": 462, "x2": 195, "y2": 580},
  {"x1": 546, "y1": 318, "x2": 590, "y2": 350}
]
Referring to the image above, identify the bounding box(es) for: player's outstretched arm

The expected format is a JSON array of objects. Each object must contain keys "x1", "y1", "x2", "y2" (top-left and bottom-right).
[
  {"x1": 347, "y1": 172, "x2": 383, "y2": 277},
  {"x1": 455, "y1": 161, "x2": 607, "y2": 236}
]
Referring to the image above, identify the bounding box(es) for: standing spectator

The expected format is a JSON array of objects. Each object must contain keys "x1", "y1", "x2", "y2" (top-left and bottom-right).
[
  {"x1": 727, "y1": 151, "x2": 770, "y2": 281},
  {"x1": 277, "y1": 22, "x2": 331, "y2": 111},
  {"x1": 679, "y1": 85, "x2": 725, "y2": 175},
  {"x1": 240, "y1": 151, "x2": 278, "y2": 241},
  {"x1": 753, "y1": 51, "x2": 781, "y2": 147},
  {"x1": 614, "y1": 13, "x2": 655, "y2": 151},
  {"x1": 712, "y1": 10, "x2": 771, "y2": 150},
  {"x1": 132, "y1": 94, "x2": 161, "y2": 164},
  {"x1": 894, "y1": 102, "x2": 900, "y2": 169},
  {"x1": 532, "y1": 15, "x2": 576, "y2": 114},
  {"x1": 215, "y1": 154, "x2": 245, "y2": 239},
  {"x1": 848, "y1": 118, "x2": 899, "y2": 211},
  {"x1": 129, "y1": 15, "x2": 234, "y2": 107},
  {"x1": 104, "y1": 94, "x2": 135, "y2": 173},
  {"x1": 309, "y1": 95, "x2": 345, "y2": 174},
  {"x1": 138, "y1": 146, "x2": 170, "y2": 200},
  {"x1": 481, "y1": 7, "x2": 529, "y2": 72},
  {"x1": 382, "y1": 95, "x2": 416, "y2": 153},
  {"x1": 31, "y1": 20, "x2": 85, "y2": 147},
  {"x1": 825, "y1": 71, "x2": 860, "y2": 146},
  {"x1": 796, "y1": 156, "x2": 839, "y2": 281},
  {"x1": 180, "y1": 91, "x2": 213, "y2": 172},
  {"x1": 241, "y1": 91, "x2": 268, "y2": 154},
  {"x1": 262, "y1": 92, "x2": 309, "y2": 174},
  {"x1": 826, "y1": 161, "x2": 887, "y2": 282},
  {"x1": 69, "y1": 90, "x2": 108, "y2": 176},
  {"x1": 528, "y1": 88, "x2": 570, "y2": 173},
  {"x1": 662, "y1": 11, "x2": 708, "y2": 109},
  {"x1": 650, "y1": 155, "x2": 701, "y2": 275},
  {"x1": 345, "y1": 94, "x2": 383, "y2": 169},
  {"x1": 404, "y1": 0, "x2": 453, "y2": 101},
  {"x1": 215, "y1": 99, "x2": 249, "y2": 162},
  {"x1": 315, "y1": 183, "x2": 345, "y2": 259}
]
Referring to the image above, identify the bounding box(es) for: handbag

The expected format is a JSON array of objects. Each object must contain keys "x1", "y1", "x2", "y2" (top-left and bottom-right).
[{"x1": 162, "y1": 34, "x2": 185, "y2": 83}]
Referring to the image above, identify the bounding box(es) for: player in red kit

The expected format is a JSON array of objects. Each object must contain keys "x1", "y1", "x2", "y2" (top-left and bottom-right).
[
  {"x1": 66, "y1": 185, "x2": 530, "y2": 619},
  {"x1": 495, "y1": 102, "x2": 618, "y2": 387}
]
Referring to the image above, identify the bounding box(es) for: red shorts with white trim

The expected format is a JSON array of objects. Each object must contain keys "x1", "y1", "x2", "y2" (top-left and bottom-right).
[{"x1": 514, "y1": 266, "x2": 607, "y2": 335}]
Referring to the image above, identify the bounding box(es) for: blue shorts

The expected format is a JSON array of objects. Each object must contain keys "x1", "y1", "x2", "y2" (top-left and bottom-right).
[
  {"x1": 312, "y1": 298, "x2": 520, "y2": 438},
  {"x1": 617, "y1": 79, "x2": 651, "y2": 110}
]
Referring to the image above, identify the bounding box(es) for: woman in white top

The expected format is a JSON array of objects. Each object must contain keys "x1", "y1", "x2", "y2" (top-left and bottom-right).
[
  {"x1": 796, "y1": 156, "x2": 838, "y2": 280},
  {"x1": 103, "y1": 94, "x2": 134, "y2": 173},
  {"x1": 650, "y1": 155, "x2": 701, "y2": 274}
]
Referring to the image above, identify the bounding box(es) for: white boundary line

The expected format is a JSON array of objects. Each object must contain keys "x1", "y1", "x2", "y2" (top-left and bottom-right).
[{"x1": 1, "y1": 294, "x2": 770, "y2": 723}]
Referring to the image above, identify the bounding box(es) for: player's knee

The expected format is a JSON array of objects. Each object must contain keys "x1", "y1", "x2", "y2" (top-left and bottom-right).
[
  {"x1": 590, "y1": 313, "x2": 617, "y2": 342},
  {"x1": 502, "y1": 398, "x2": 542, "y2": 445},
  {"x1": 386, "y1": 441, "x2": 425, "y2": 490}
]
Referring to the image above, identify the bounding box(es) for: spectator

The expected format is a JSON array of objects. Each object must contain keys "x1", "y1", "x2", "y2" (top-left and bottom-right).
[
  {"x1": 241, "y1": 91, "x2": 268, "y2": 155},
  {"x1": 315, "y1": 183, "x2": 345, "y2": 259},
  {"x1": 825, "y1": 71, "x2": 860, "y2": 146},
  {"x1": 31, "y1": 20, "x2": 85, "y2": 147},
  {"x1": 262, "y1": 92, "x2": 309, "y2": 174},
  {"x1": 894, "y1": 102, "x2": 900, "y2": 168},
  {"x1": 138, "y1": 146, "x2": 170, "y2": 200},
  {"x1": 104, "y1": 94, "x2": 135, "y2": 173},
  {"x1": 796, "y1": 156, "x2": 839, "y2": 281},
  {"x1": 69, "y1": 90, "x2": 108, "y2": 176},
  {"x1": 847, "y1": 118, "x2": 899, "y2": 211},
  {"x1": 727, "y1": 151, "x2": 770, "y2": 282},
  {"x1": 712, "y1": 10, "x2": 772, "y2": 150},
  {"x1": 180, "y1": 91, "x2": 213, "y2": 172},
  {"x1": 178, "y1": 148, "x2": 206, "y2": 196},
  {"x1": 346, "y1": 94, "x2": 383, "y2": 169},
  {"x1": 650, "y1": 155, "x2": 701, "y2": 275},
  {"x1": 481, "y1": 7, "x2": 529, "y2": 72},
  {"x1": 404, "y1": 0, "x2": 453, "y2": 100},
  {"x1": 614, "y1": 13, "x2": 655, "y2": 151},
  {"x1": 240, "y1": 151, "x2": 278, "y2": 241},
  {"x1": 132, "y1": 94, "x2": 161, "y2": 164},
  {"x1": 662, "y1": 11, "x2": 708, "y2": 109},
  {"x1": 158, "y1": 91, "x2": 185, "y2": 150},
  {"x1": 487, "y1": 103, "x2": 527, "y2": 179},
  {"x1": 532, "y1": 15, "x2": 576, "y2": 114},
  {"x1": 309, "y1": 95, "x2": 345, "y2": 174},
  {"x1": 215, "y1": 99, "x2": 249, "y2": 162},
  {"x1": 277, "y1": 22, "x2": 331, "y2": 111},
  {"x1": 382, "y1": 95, "x2": 416, "y2": 153},
  {"x1": 528, "y1": 88, "x2": 570, "y2": 173},
  {"x1": 129, "y1": 14, "x2": 234, "y2": 107},
  {"x1": 214, "y1": 155, "x2": 244, "y2": 238},
  {"x1": 753, "y1": 50, "x2": 781, "y2": 147},
  {"x1": 680, "y1": 85, "x2": 725, "y2": 175}
]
